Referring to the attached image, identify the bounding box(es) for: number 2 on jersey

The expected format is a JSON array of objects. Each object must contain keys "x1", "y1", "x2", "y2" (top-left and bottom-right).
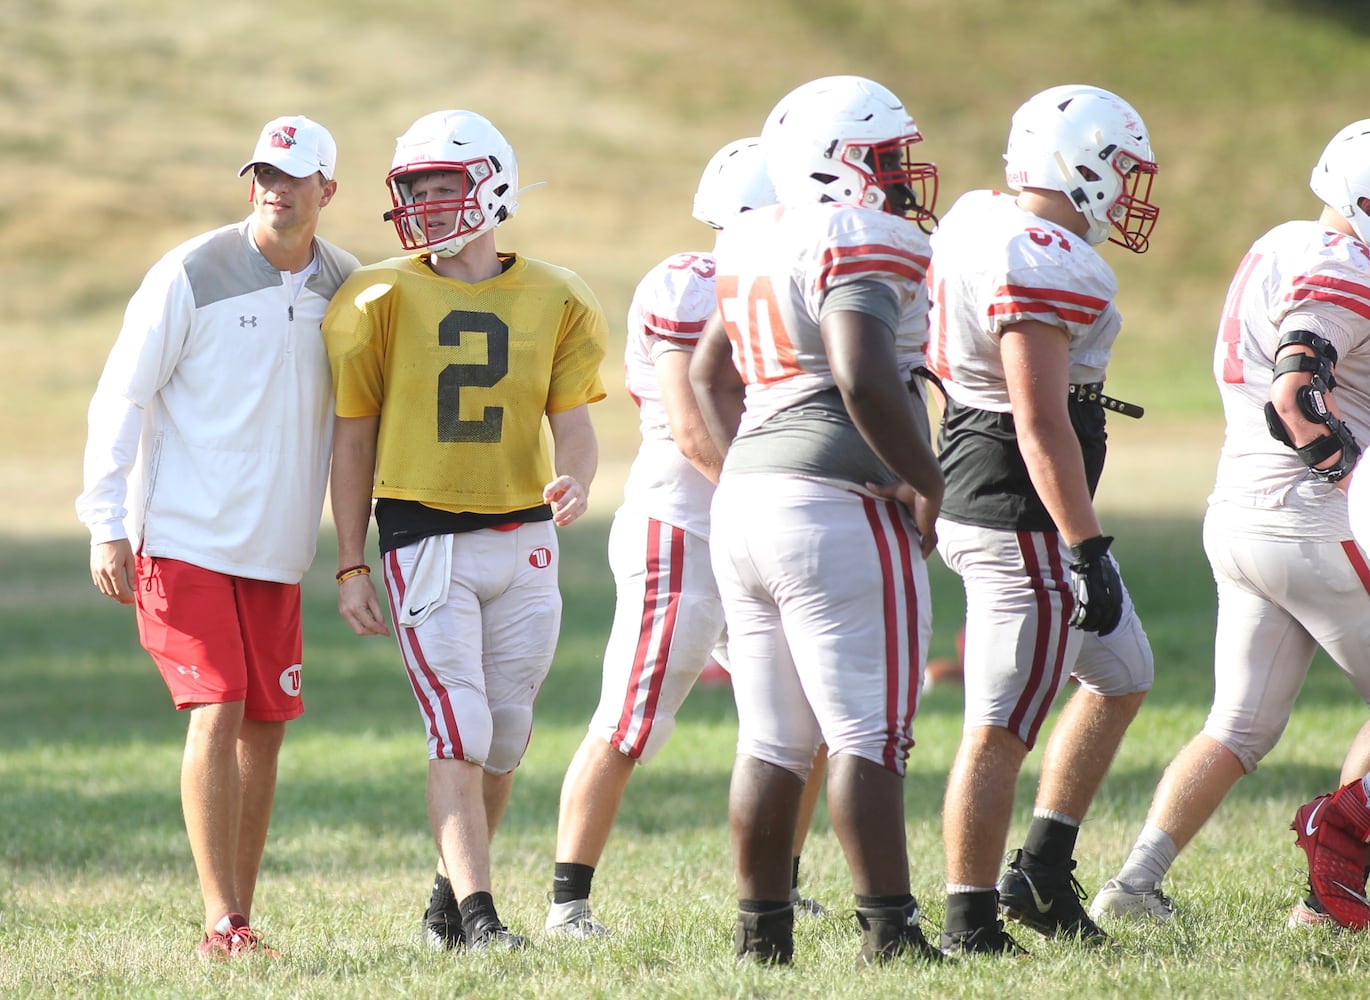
[{"x1": 437, "y1": 310, "x2": 509, "y2": 442}]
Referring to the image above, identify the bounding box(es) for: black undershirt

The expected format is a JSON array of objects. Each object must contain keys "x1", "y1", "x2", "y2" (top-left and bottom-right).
[
  {"x1": 937, "y1": 397, "x2": 1108, "y2": 532},
  {"x1": 375, "y1": 498, "x2": 552, "y2": 554}
]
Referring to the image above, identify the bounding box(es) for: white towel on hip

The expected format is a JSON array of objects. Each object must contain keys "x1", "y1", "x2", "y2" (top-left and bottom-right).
[{"x1": 396, "y1": 534, "x2": 453, "y2": 629}]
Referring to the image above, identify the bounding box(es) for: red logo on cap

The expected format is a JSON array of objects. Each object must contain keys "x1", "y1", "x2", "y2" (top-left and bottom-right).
[{"x1": 269, "y1": 127, "x2": 298, "y2": 150}]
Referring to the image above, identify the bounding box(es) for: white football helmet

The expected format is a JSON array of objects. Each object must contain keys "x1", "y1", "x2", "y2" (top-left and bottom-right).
[
  {"x1": 760, "y1": 75, "x2": 938, "y2": 225},
  {"x1": 691, "y1": 137, "x2": 775, "y2": 229},
  {"x1": 385, "y1": 110, "x2": 519, "y2": 257},
  {"x1": 1311, "y1": 120, "x2": 1370, "y2": 245},
  {"x1": 1004, "y1": 84, "x2": 1159, "y2": 252}
]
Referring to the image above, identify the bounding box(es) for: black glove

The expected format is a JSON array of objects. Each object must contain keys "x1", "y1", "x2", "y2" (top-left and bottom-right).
[{"x1": 1067, "y1": 535, "x2": 1123, "y2": 636}]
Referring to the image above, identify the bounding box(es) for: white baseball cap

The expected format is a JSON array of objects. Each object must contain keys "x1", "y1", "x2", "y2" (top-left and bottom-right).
[{"x1": 238, "y1": 115, "x2": 337, "y2": 180}]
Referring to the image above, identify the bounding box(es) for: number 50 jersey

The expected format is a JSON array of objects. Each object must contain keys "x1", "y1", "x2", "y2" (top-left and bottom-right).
[
  {"x1": 713, "y1": 201, "x2": 933, "y2": 439},
  {"x1": 324, "y1": 253, "x2": 607, "y2": 514}
]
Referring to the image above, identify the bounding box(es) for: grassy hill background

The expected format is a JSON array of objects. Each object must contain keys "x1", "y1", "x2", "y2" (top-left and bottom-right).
[
  {"x1": 10, "y1": 6, "x2": 1370, "y2": 994},
  {"x1": 6, "y1": 0, "x2": 1370, "y2": 532}
]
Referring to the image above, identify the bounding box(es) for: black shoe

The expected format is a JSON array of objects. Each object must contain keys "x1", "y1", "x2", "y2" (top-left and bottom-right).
[
  {"x1": 855, "y1": 900, "x2": 944, "y2": 963},
  {"x1": 939, "y1": 920, "x2": 1029, "y2": 957},
  {"x1": 423, "y1": 901, "x2": 465, "y2": 951},
  {"x1": 467, "y1": 921, "x2": 528, "y2": 952},
  {"x1": 734, "y1": 905, "x2": 794, "y2": 965},
  {"x1": 996, "y1": 848, "x2": 1106, "y2": 941}
]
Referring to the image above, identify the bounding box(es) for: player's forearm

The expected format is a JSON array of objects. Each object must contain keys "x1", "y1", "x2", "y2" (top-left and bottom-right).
[
  {"x1": 554, "y1": 427, "x2": 598, "y2": 489},
  {"x1": 688, "y1": 317, "x2": 743, "y2": 455},
  {"x1": 843, "y1": 382, "x2": 945, "y2": 502},
  {"x1": 1018, "y1": 426, "x2": 1102, "y2": 547},
  {"x1": 550, "y1": 406, "x2": 598, "y2": 489},
  {"x1": 330, "y1": 415, "x2": 378, "y2": 567}
]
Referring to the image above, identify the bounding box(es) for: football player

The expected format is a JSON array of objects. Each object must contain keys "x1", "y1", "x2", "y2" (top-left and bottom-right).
[
  {"x1": 926, "y1": 85, "x2": 1159, "y2": 953},
  {"x1": 323, "y1": 110, "x2": 608, "y2": 951},
  {"x1": 544, "y1": 139, "x2": 830, "y2": 938},
  {"x1": 1093, "y1": 119, "x2": 1370, "y2": 931},
  {"x1": 691, "y1": 75, "x2": 945, "y2": 965}
]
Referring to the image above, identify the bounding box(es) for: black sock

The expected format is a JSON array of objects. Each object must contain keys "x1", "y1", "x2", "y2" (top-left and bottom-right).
[
  {"x1": 855, "y1": 893, "x2": 914, "y2": 910},
  {"x1": 458, "y1": 891, "x2": 501, "y2": 938},
  {"x1": 791, "y1": 856, "x2": 802, "y2": 891},
  {"x1": 945, "y1": 889, "x2": 997, "y2": 932},
  {"x1": 552, "y1": 861, "x2": 595, "y2": 904},
  {"x1": 1022, "y1": 816, "x2": 1079, "y2": 868},
  {"x1": 738, "y1": 897, "x2": 791, "y2": 914},
  {"x1": 428, "y1": 872, "x2": 456, "y2": 913}
]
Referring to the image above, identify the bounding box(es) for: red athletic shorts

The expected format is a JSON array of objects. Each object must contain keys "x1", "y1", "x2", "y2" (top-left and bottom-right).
[{"x1": 134, "y1": 554, "x2": 304, "y2": 721}]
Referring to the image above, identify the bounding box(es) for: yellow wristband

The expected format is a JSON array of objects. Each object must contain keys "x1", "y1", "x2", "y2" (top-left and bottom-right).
[{"x1": 336, "y1": 565, "x2": 371, "y2": 584}]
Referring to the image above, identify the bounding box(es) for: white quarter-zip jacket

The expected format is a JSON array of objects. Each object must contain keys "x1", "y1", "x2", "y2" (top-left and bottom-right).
[{"x1": 77, "y1": 217, "x2": 359, "y2": 583}]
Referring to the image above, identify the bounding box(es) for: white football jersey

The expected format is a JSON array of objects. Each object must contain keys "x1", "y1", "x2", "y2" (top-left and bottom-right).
[
  {"x1": 620, "y1": 251, "x2": 718, "y2": 537},
  {"x1": 1210, "y1": 220, "x2": 1370, "y2": 537},
  {"x1": 927, "y1": 189, "x2": 1121, "y2": 412},
  {"x1": 713, "y1": 201, "x2": 932, "y2": 436}
]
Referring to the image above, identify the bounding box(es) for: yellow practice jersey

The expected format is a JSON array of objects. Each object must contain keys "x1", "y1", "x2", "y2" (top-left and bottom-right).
[{"x1": 325, "y1": 252, "x2": 608, "y2": 514}]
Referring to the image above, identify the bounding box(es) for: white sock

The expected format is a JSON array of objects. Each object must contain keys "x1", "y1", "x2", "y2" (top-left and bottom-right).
[{"x1": 1114, "y1": 823, "x2": 1178, "y2": 889}]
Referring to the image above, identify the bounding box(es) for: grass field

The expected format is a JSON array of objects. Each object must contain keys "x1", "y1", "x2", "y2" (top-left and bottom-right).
[
  {"x1": 7, "y1": 0, "x2": 1370, "y2": 996},
  {"x1": 6, "y1": 515, "x2": 1370, "y2": 998}
]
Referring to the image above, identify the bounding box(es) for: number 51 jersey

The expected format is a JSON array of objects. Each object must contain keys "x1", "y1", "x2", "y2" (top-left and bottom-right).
[{"x1": 324, "y1": 253, "x2": 607, "y2": 514}]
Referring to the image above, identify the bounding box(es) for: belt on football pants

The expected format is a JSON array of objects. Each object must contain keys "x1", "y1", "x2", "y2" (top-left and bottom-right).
[{"x1": 1069, "y1": 382, "x2": 1144, "y2": 419}]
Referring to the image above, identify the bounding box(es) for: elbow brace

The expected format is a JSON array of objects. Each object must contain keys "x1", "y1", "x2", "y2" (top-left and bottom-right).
[{"x1": 1264, "y1": 329, "x2": 1360, "y2": 482}]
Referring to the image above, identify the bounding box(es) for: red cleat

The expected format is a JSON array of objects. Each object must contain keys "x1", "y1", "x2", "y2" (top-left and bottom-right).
[
  {"x1": 197, "y1": 913, "x2": 279, "y2": 960},
  {"x1": 1292, "y1": 787, "x2": 1370, "y2": 930}
]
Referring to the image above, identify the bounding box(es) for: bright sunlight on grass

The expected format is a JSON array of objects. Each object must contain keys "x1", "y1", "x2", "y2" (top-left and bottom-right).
[{"x1": 7, "y1": 1, "x2": 1370, "y2": 997}]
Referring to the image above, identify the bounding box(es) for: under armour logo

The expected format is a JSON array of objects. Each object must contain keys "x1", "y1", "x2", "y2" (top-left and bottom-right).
[
  {"x1": 176, "y1": 664, "x2": 201, "y2": 680},
  {"x1": 240, "y1": 315, "x2": 258, "y2": 327}
]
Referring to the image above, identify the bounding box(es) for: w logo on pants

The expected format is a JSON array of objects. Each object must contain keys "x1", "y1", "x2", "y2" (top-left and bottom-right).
[{"x1": 528, "y1": 547, "x2": 552, "y2": 569}]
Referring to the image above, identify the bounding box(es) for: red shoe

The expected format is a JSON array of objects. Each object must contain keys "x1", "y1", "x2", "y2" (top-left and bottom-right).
[
  {"x1": 198, "y1": 913, "x2": 279, "y2": 959},
  {"x1": 1292, "y1": 790, "x2": 1370, "y2": 930}
]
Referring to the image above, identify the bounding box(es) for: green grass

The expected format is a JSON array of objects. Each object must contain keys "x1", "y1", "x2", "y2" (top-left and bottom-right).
[
  {"x1": 9, "y1": 0, "x2": 1370, "y2": 995},
  {"x1": 6, "y1": 517, "x2": 1370, "y2": 998}
]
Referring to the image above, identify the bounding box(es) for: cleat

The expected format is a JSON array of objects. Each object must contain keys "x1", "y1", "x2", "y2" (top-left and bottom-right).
[
  {"x1": 423, "y1": 900, "x2": 465, "y2": 950},
  {"x1": 467, "y1": 922, "x2": 528, "y2": 952},
  {"x1": 545, "y1": 898, "x2": 611, "y2": 938},
  {"x1": 1288, "y1": 895, "x2": 1337, "y2": 930},
  {"x1": 734, "y1": 905, "x2": 794, "y2": 965},
  {"x1": 790, "y1": 888, "x2": 829, "y2": 917},
  {"x1": 197, "y1": 913, "x2": 277, "y2": 960},
  {"x1": 855, "y1": 899, "x2": 943, "y2": 963},
  {"x1": 1089, "y1": 878, "x2": 1176, "y2": 923},
  {"x1": 939, "y1": 920, "x2": 1028, "y2": 957},
  {"x1": 996, "y1": 849, "x2": 1106, "y2": 940},
  {"x1": 1292, "y1": 791, "x2": 1370, "y2": 930}
]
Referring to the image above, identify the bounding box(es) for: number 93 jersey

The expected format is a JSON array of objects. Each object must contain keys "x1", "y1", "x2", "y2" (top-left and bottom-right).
[
  {"x1": 324, "y1": 253, "x2": 608, "y2": 514},
  {"x1": 713, "y1": 201, "x2": 932, "y2": 438}
]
